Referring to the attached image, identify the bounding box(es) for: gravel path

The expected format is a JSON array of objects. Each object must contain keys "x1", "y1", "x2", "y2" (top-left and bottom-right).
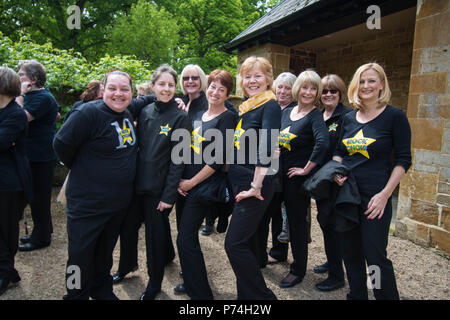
[{"x1": 1, "y1": 188, "x2": 449, "y2": 300}]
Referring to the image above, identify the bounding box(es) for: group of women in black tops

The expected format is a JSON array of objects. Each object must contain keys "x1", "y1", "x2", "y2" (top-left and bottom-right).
[{"x1": 0, "y1": 55, "x2": 411, "y2": 301}]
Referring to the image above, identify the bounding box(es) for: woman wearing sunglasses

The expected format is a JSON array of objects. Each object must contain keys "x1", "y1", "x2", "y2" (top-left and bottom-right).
[{"x1": 313, "y1": 74, "x2": 352, "y2": 292}]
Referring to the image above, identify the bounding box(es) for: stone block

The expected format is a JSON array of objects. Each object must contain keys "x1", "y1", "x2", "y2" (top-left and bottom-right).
[
  {"x1": 400, "y1": 170, "x2": 438, "y2": 203},
  {"x1": 394, "y1": 218, "x2": 417, "y2": 240},
  {"x1": 413, "y1": 10, "x2": 450, "y2": 49},
  {"x1": 440, "y1": 167, "x2": 450, "y2": 183},
  {"x1": 410, "y1": 199, "x2": 439, "y2": 225},
  {"x1": 438, "y1": 182, "x2": 450, "y2": 194},
  {"x1": 441, "y1": 205, "x2": 450, "y2": 231},
  {"x1": 430, "y1": 227, "x2": 450, "y2": 254},
  {"x1": 416, "y1": 223, "x2": 431, "y2": 246},
  {"x1": 409, "y1": 119, "x2": 444, "y2": 151},
  {"x1": 417, "y1": 0, "x2": 449, "y2": 20},
  {"x1": 409, "y1": 73, "x2": 447, "y2": 94},
  {"x1": 437, "y1": 193, "x2": 450, "y2": 206},
  {"x1": 407, "y1": 94, "x2": 419, "y2": 118},
  {"x1": 443, "y1": 128, "x2": 450, "y2": 154},
  {"x1": 396, "y1": 193, "x2": 412, "y2": 220}
]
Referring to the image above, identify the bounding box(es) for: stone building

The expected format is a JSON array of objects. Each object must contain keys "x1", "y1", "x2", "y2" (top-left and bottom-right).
[{"x1": 222, "y1": 0, "x2": 449, "y2": 255}]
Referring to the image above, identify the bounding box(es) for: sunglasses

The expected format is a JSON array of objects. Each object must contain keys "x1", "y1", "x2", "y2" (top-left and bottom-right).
[
  {"x1": 322, "y1": 89, "x2": 338, "y2": 94},
  {"x1": 183, "y1": 76, "x2": 200, "y2": 81}
]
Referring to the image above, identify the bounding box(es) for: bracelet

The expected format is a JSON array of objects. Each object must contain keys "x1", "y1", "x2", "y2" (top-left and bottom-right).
[{"x1": 250, "y1": 182, "x2": 262, "y2": 190}]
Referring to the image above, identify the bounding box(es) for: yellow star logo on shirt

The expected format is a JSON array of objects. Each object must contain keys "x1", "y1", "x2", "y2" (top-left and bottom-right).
[
  {"x1": 159, "y1": 124, "x2": 171, "y2": 136},
  {"x1": 190, "y1": 126, "x2": 205, "y2": 154},
  {"x1": 342, "y1": 129, "x2": 376, "y2": 159},
  {"x1": 233, "y1": 118, "x2": 246, "y2": 150},
  {"x1": 121, "y1": 122, "x2": 133, "y2": 144},
  {"x1": 278, "y1": 126, "x2": 297, "y2": 151},
  {"x1": 328, "y1": 122, "x2": 338, "y2": 132}
]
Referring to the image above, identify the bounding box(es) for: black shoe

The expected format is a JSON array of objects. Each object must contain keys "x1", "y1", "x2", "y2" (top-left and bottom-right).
[
  {"x1": 0, "y1": 278, "x2": 10, "y2": 297},
  {"x1": 140, "y1": 290, "x2": 158, "y2": 300},
  {"x1": 173, "y1": 283, "x2": 186, "y2": 294},
  {"x1": 279, "y1": 273, "x2": 303, "y2": 288},
  {"x1": 313, "y1": 261, "x2": 329, "y2": 274},
  {"x1": 20, "y1": 235, "x2": 32, "y2": 244},
  {"x1": 112, "y1": 265, "x2": 138, "y2": 284},
  {"x1": 315, "y1": 278, "x2": 345, "y2": 292},
  {"x1": 18, "y1": 242, "x2": 50, "y2": 252},
  {"x1": 200, "y1": 225, "x2": 214, "y2": 236}
]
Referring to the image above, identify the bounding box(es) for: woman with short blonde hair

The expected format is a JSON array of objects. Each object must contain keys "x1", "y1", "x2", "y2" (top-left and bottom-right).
[
  {"x1": 292, "y1": 70, "x2": 323, "y2": 106},
  {"x1": 237, "y1": 56, "x2": 274, "y2": 98}
]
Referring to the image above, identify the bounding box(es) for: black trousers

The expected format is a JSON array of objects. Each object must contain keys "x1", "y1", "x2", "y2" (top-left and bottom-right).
[
  {"x1": 64, "y1": 209, "x2": 126, "y2": 300},
  {"x1": 257, "y1": 191, "x2": 288, "y2": 266},
  {"x1": 142, "y1": 195, "x2": 175, "y2": 295},
  {"x1": 177, "y1": 195, "x2": 214, "y2": 300},
  {"x1": 283, "y1": 175, "x2": 309, "y2": 278},
  {"x1": 20, "y1": 160, "x2": 55, "y2": 245},
  {"x1": 0, "y1": 192, "x2": 23, "y2": 282},
  {"x1": 316, "y1": 202, "x2": 344, "y2": 282},
  {"x1": 225, "y1": 184, "x2": 277, "y2": 300},
  {"x1": 339, "y1": 196, "x2": 399, "y2": 300},
  {"x1": 117, "y1": 194, "x2": 143, "y2": 275}
]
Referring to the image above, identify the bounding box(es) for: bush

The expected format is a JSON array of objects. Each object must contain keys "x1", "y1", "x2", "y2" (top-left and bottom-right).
[{"x1": 1, "y1": 32, "x2": 154, "y2": 127}]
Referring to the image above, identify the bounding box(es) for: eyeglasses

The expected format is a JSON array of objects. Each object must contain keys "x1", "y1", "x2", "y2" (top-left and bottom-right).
[
  {"x1": 183, "y1": 76, "x2": 200, "y2": 81},
  {"x1": 322, "y1": 89, "x2": 338, "y2": 95}
]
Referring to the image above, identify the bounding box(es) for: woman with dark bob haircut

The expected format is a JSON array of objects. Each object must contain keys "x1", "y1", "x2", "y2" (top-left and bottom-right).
[
  {"x1": 0, "y1": 67, "x2": 30, "y2": 297},
  {"x1": 175, "y1": 69, "x2": 236, "y2": 299}
]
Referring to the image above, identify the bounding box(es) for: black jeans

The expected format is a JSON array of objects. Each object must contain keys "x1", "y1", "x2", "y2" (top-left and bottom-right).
[
  {"x1": 225, "y1": 184, "x2": 277, "y2": 300},
  {"x1": 64, "y1": 209, "x2": 126, "y2": 300},
  {"x1": 339, "y1": 196, "x2": 399, "y2": 300},
  {"x1": 117, "y1": 194, "x2": 143, "y2": 275},
  {"x1": 316, "y1": 201, "x2": 344, "y2": 282},
  {"x1": 20, "y1": 160, "x2": 55, "y2": 245},
  {"x1": 142, "y1": 195, "x2": 175, "y2": 295},
  {"x1": 283, "y1": 175, "x2": 310, "y2": 278},
  {"x1": 0, "y1": 192, "x2": 23, "y2": 282},
  {"x1": 177, "y1": 195, "x2": 214, "y2": 300},
  {"x1": 257, "y1": 191, "x2": 288, "y2": 266}
]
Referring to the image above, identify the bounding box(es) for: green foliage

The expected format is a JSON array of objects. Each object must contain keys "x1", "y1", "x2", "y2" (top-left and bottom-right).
[
  {"x1": 0, "y1": 32, "x2": 153, "y2": 126},
  {"x1": 108, "y1": 0, "x2": 179, "y2": 69}
]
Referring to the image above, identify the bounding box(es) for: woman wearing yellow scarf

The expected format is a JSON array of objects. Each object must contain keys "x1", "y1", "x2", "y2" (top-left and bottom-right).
[{"x1": 225, "y1": 56, "x2": 280, "y2": 300}]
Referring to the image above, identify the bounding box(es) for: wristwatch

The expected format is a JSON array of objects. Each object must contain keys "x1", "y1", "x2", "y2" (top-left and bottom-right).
[{"x1": 250, "y1": 182, "x2": 262, "y2": 190}]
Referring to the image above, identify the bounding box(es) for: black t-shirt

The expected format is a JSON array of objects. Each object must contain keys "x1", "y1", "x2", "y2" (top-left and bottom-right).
[
  {"x1": 23, "y1": 89, "x2": 59, "y2": 162},
  {"x1": 0, "y1": 100, "x2": 28, "y2": 192},
  {"x1": 334, "y1": 105, "x2": 412, "y2": 196},
  {"x1": 183, "y1": 109, "x2": 236, "y2": 180},
  {"x1": 228, "y1": 99, "x2": 281, "y2": 186},
  {"x1": 54, "y1": 100, "x2": 138, "y2": 214},
  {"x1": 323, "y1": 103, "x2": 353, "y2": 161},
  {"x1": 279, "y1": 107, "x2": 329, "y2": 173}
]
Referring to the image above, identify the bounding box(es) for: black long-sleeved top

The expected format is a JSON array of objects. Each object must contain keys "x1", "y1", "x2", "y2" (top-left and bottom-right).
[
  {"x1": 23, "y1": 88, "x2": 59, "y2": 162},
  {"x1": 279, "y1": 107, "x2": 329, "y2": 174},
  {"x1": 0, "y1": 100, "x2": 28, "y2": 192},
  {"x1": 54, "y1": 100, "x2": 139, "y2": 214},
  {"x1": 135, "y1": 98, "x2": 190, "y2": 205},
  {"x1": 334, "y1": 105, "x2": 412, "y2": 196},
  {"x1": 183, "y1": 109, "x2": 236, "y2": 180},
  {"x1": 228, "y1": 99, "x2": 281, "y2": 186},
  {"x1": 323, "y1": 103, "x2": 353, "y2": 161}
]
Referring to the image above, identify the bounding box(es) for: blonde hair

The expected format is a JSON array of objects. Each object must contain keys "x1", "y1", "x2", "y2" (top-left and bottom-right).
[
  {"x1": 347, "y1": 62, "x2": 391, "y2": 110},
  {"x1": 321, "y1": 74, "x2": 346, "y2": 103},
  {"x1": 136, "y1": 82, "x2": 153, "y2": 96},
  {"x1": 237, "y1": 56, "x2": 274, "y2": 97},
  {"x1": 179, "y1": 64, "x2": 207, "y2": 95},
  {"x1": 292, "y1": 70, "x2": 322, "y2": 106}
]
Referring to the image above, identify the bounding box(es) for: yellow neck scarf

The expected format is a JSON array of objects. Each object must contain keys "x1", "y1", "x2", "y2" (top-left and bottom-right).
[{"x1": 239, "y1": 90, "x2": 276, "y2": 116}]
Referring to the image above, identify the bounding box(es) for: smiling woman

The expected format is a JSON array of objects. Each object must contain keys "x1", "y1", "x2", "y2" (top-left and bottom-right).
[
  {"x1": 53, "y1": 69, "x2": 143, "y2": 300},
  {"x1": 133, "y1": 64, "x2": 191, "y2": 300}
]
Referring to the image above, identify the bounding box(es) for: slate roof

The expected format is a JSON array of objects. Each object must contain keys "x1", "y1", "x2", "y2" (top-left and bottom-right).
[{"x1": 231, "y1": 0, "x2": 320, "y2": 44}]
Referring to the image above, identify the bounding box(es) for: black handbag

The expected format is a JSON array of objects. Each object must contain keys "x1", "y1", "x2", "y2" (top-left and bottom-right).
[{"x1": 192, "y1": 171, "x2": 230, "y2": 205}]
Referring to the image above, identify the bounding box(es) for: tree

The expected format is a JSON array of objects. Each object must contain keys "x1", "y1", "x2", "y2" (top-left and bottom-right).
[
  {"x1": 0, "y1": 0, "x2": 137, "y2": 60},
  {"x1": 107, "y1": 0, "x2": 179, "y2": 69}
]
